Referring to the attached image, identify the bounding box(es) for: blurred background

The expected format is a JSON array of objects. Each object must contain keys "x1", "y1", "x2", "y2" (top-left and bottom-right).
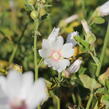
[{"x1": 0, "y1": 0, "x2": 109, "y2": 108}]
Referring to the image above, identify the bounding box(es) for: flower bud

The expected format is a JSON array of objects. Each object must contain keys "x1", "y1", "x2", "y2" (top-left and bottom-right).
[
  {"x1": 86, "y1": 32, "x2": 96, "y2": 44},
  {"x1": 67, "y1": 59, "x2": 82, "y2": 73},
  {"x1": 62, "y1": 59, "x2": 82, "y2": 78},
  {"x1": 66, "y1": 31, "x2": 79, "y2": 47},
  {"x1": 81, "y1": 19, "x2": 96, "y2": 44},
  {"x1": 30, "y1": 10, "x2": 38, "y2": 20},
  {"x1": 39, "y1": 8, "x2": 46, "y2": 17}
]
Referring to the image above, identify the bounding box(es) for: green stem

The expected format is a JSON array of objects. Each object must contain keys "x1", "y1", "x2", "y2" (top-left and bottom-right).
[
  {"x1": 72, "y1": 93, "x2": 76, "y2": 104},
  {"x1": 77, "y1": 94, "x2": 82, "y2": 108},
  {"x1": 9, "y1": 45, "x2": 18, "y2": 64},
  {"x1": 56, "y1": 96, "x2": 60, "y2": 109},
  {"x1": 50, "y1": 91, "x2": 60, "y2": 109},
  {"x1": 81, "y1": 0, "x2": 86, "y2": 18},
  {"x1": 96, "y1": 22, "x2": 109, "y2": 76},
  {"x1": 38, "y1": 105, "x2": 41, "y2": 109},
  {"x1": 34, "y1": 20, "x2": 39, "y2": 80},
  {"x1": 33, "y1": 20, "x2": 41, "y2": 109},
  {"x1": 86, "y1": 93, "x2": 93, "y2": 109},
  {"x1": 34, "y1": 33, "x2": 38, "y2": 80}
]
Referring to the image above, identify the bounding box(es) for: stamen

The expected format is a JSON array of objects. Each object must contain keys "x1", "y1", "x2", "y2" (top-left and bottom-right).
[{"x1": 50, "y1": 50, "x2": 62, "y2": 61}]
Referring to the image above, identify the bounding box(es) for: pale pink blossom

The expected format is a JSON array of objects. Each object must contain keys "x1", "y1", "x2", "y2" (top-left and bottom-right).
[
  {"x1": 39, "y1": 28, "x2": 74, "y2": 72},
  {"x1": 0, "y1": 70, "x2": 48, "y2": 109}
]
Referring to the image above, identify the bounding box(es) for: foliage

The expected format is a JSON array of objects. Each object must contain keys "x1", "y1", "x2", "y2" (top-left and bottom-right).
[{"x1": 0, "y1": 0, "x2": 109, "y2": 109}]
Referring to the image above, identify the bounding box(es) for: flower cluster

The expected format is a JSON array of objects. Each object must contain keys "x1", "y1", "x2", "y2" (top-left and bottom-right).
[
  {"x1": 0, "y1": 70, "x2": 48, "y2": 109},
  {"x1": 39, "y1": 28, "x2": 81, "y2": 73}
]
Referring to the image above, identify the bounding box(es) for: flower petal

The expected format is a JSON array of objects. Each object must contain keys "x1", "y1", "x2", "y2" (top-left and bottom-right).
[
  {"x1": 39, "y1": 49, "x2": 51, "y2": 58},
  {"x1": 19, "y1": 72, "x2": 33, "y2": 99},
  {"x1": 44, "y1": 58, "x2": 61, "y2": 70},
  {"x1": 61, "y1": 43, "x2": 74, "y2": 58},
  {"x1": 48, "y1": 28, "x2": 60, "y2": 42},
  {"x1": 99, "y1": 1, "x2": 109, "y2": 16},
  {"x1": 53, "y1": 36, "x2": 64, "y2": 50},
  {"x1": 0, "y1": 105, "x2": 10, "y2": 109},
  {"x1": 42, "y1": 39, "x2": 50, "y2": 49},
  {"x1": 6, "y1": 70, "x2": 22, "y2": 98},
  {"x1": 26, "y1": 78, "x2": 48, "y2": 109},
  {"x1": 57, "y1": 59, "x2": 70, "y2": 72},
  {"x1": 0, "y1": 86, "x2": 8, "y2": 105},
  {"x1": 0, "y1": 76, "x2": 7, "y2": 94},
  {"x1": 66, "y1": 31, "x2": 78, "y2": 47}
]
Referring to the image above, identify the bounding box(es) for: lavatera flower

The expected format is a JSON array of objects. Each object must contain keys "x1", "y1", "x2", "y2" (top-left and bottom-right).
[
  {"x1": 39, "y1": 28, "x2": 74, "y2": 72},
  {"x1": 0, "y1": 70, "x2": 48, "y2": 109}
]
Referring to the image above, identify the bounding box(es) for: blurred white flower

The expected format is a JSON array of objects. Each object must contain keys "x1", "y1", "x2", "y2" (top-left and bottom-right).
[
  {"x1": 39, "y1": 28, "x2": 74, "y2": 72},
  {"x1": 66, "y1": 31, "x2": 79, "y2": 47},
  {"x1": 0, "y1": 70, "x2": 48, "y2": 109},
  {"x1": 97, "y1": 1, "x2": 109, "y2": 16}
]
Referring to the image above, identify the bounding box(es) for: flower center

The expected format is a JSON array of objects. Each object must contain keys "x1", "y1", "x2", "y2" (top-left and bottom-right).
[
  {"x1": 10, "y1": 100, "x2": 27, "y2": 109},
  {"x1": 50, "y1": 50, "x2": 62, "y2": 61}
]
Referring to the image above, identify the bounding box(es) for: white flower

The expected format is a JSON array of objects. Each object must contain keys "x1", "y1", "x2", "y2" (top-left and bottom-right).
[
  {"x1": 39, "y1": 28, "x2": 74, "y2": 72},
  {"x1": 0, "y1": 70, "x2": 48, "y2": 109},
  {"x1": 66, "y1": 31, "x2": 79, "y2": 47},
  {"x1": 66, "y1": 59, "x2": 82, "y2": 73},
  {"x1": 97, "y1": 1, "x2": 109, "y2": 16}
]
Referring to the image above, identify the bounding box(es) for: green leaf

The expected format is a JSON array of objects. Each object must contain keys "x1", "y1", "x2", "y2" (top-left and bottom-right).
[
  {"x1": 24, "y1": 4, "x2": 33, "y2": 11},
  {"x1": 78, "y1": 67, "x2": 87, "y2": 75},
  {"x1": 95, "y1": 87, "x2": 108, "y2": 94},
  {"x1": 75, "y1": 36, "x2": 89, "y2": 47},
  {"x1": 93, "y1": 101, "x2": 98, "y2": 109},
  {"x1": 0, "y1": 27, "x2": 13, "y2": 40},
  {"x1": 74, "y1": 36, "x2": 90, "y2": 52},
  {"x1": 90, "y1": 53, "x2": 100, "y2": 66},
  {"x1": 101, "y1": 95, "x2": 109, "y2": 108},
  {"x1": 88, "y1": 61, "x2": 96, "y2": 75},
  {"x1": 79, "y1": 74, "x2": 101, "y2": 90},
  {"x1": 86, "y1": 32, "x2": 96, "y2": 44},
  {"x1": 93, "y1": 17, "x2": 105, "y2": 24}
]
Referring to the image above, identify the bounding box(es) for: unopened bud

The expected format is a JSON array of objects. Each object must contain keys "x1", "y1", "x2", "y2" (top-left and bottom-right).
[
  {"x1": 81, "y1": 19, "x2": 96, "y2": 44},
  {"x1": 39, "y1": 8, "x2": 46, "y2": 17},
  {"x1": 86, "y1": 32, "x2": 96, "y2": 44},
  {"x1": 67, "y1": 59, "x2": 82, "y2": 73},
  {"x1": 66, "y1": 31, "x2": 79, "y2": 47},
  {"x1": 62, "y1": 59, "x2": 82, "y2": 78},
  {"x1": 30, "y1": 10, "x2": 38, "y2": 20}
]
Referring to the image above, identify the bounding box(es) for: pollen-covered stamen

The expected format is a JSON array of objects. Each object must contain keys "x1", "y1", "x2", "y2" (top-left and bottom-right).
[
  {"x1": 10, "y1": 100, "x2": 27, "y2": 109},
  {"x1": 50, "y1": 50, "x2": 62, "y2": 61}
]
